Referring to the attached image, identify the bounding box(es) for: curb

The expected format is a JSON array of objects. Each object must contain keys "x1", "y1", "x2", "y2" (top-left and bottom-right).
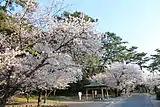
[{"x1": 148, "y1": 95, "x2": 155, "y2": 107}]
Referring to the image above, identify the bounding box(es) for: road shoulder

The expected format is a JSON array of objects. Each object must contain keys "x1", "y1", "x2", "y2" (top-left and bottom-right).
[{"x1": 150, "y1": 95, "x2": 160, "y2": 107}]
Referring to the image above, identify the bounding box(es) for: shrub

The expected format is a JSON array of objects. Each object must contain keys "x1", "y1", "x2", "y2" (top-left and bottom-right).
[{"x1": 156, "y1": 89, "x2": 160, "y2": 100}]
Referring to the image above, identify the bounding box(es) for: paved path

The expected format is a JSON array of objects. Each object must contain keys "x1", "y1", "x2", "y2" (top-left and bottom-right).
[
  {"x1": 66, "y1": 95, "x2": 156, "y2": 107},
  {"x1": 107, "y1": 95, "x2": 154, "y2": 107},
  {"x1": 67, "y1": 102, "x2": 108, "y2": 107}
]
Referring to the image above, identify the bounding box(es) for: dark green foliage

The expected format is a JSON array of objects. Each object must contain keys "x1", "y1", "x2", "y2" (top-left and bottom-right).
[
  {"x1": 63, "y1": 11, "x2": 98, "y2": 22},
  {"x1": 0, "y1": 10, "x2": 33, "y2": 34},
  {"x1": 149, "y1": 49, "x2": 160, "y2": 72},
  {"x1": 0, "y1": 11, "x2": 16, "y2": 34},
  {"x1": 83, "y1": 55, "x2": 104, "y2": 78},
  {"x1": 134, "y1": 52, "x2": 150, "y2": 69},
  {"x1": 74, "y1": 54, "x2": 105, "y2": 78},
  {"x1": 156, "y1": 89, "x2": 160, "y2": 100},
  {"x1": 102, "y1": 32, "x2": 128, "y2": 64},
  {"x1": 102, "y1": 32, "x2": 149, "y2": 69},
  {"x1": 66, "y1": 78, "x2": 90, "y2": 96}
]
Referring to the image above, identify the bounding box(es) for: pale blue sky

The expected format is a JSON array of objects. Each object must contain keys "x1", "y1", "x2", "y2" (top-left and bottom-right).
[{"x1": 38, "y1": 0, "x2": 160, "y2": 55}]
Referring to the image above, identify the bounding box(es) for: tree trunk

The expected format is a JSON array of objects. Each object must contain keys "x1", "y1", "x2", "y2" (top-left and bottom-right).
[
  {"x1": 106, "y1": 89, "x2": 109, "y2": 99},
  {"x1": 53, "y1": 89, "x2": 57, "y2": 96},
  {"x1": 154, "y1": 86, "x2": 158, "y2": 94},
  {"x1": 116, "y1": 89, "x2": 119, "y2": 97},
  {"x1": 144, "y1": 86, "x2": 148, "y2": 93},
  {"x1": 1, "y1": 90, "x2": 11, "y2": 107},
  {"x1": 37, "y1": 89, "x2": 42, "y2": 107},
  {"x1": 114, "y1": 89, "x2": 119, "y2": 97},
  {"x1": 124, "y1": 88, "x2": 127, "y2": 94},
  {"x1": 148, "y1": 88, "x2": 150, "y2": 93},
  {"x1": 1, "y1": 91, "x2": 9, "y2": 107},
  {"x1": 44, "y1": 90, "x2": 47, "y2": 103},
  {"x1": 26, "y1": 94, "x2": 30, "y2": 103},
  {"x1": 1, "y1": 70, "x2": 12, "y2": 107}
]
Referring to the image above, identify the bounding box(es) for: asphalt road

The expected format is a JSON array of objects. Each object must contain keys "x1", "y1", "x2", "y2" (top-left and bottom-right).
[
  {"x1": 67, "y1": 102, "x2": 109, "y2": 107},
  {"x1": 67, "y1": 95, "x2": 154, "y2": 107},
  {"x1": 107, "y1": 95, "x2": 153, "y2": 107}
]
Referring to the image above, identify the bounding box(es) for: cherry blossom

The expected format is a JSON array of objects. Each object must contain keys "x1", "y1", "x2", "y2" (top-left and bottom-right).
[
  {"x1": 91, "y1": 62, "x2": 144, "y2": 94},
  {"x1": 0, "y1": 5, "x2": 103, "y2": 106}
]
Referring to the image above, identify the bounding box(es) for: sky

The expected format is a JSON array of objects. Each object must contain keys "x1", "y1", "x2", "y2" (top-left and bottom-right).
[{"x1": 38, "y1": 0, "x2": 160, "y2": 55}]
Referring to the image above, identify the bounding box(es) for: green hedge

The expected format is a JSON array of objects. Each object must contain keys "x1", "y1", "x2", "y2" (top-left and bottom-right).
[{"x1": 156, "y1": 89, "x2": 160, "y2": 100}]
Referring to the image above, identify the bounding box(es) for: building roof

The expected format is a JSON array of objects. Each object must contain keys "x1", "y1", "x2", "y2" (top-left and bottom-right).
[{"x1": 84, "y1": 82, "x2": 106, "y2": 88}]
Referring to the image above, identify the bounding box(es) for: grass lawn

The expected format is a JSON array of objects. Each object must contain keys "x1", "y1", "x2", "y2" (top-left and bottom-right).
[
  {"x1": 12, "y1": 95, "x2": 78, "y2": 103},
  {"x1": 12, "y1": 95, "x2": 37, "y2": 104},
  {"x1": 10, "y1": 95, "x2": 78, "y2": 106},
  {"x1": 9, "y1": 95, "x2": 70, "y2": 107}
]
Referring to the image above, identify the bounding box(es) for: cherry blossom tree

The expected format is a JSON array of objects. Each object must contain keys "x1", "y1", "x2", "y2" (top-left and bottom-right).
[
  {"x1": 0, "y1": 2, "x2": 103, "y2": 106},
  {"x1": 91, "y1": 62, "x2": 144, "y2": 97},
  {"x1": 28, "y1": 52, "x2": 83, "y2": 104},
  {"x1": 143, "y1": 71, "x2": 160, "y2": 93}
]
